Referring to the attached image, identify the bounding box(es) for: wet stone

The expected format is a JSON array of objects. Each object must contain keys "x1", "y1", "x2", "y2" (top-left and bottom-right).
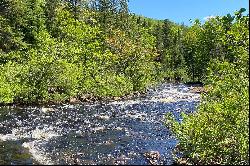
[
  {"x1": 113, "y1": 155, "x2": 130, "y2": 165},
  {"x1": 144, "y1": 151, "x2": 161, "y2": 165},
  {"x1": 0, "y1": 140, "x2": 37, "y2": 165}
]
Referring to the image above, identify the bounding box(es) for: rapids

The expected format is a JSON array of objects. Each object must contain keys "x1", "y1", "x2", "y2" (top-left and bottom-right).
[{"x1": 0, "y1": 83, "x2": 200, "y2": 165}]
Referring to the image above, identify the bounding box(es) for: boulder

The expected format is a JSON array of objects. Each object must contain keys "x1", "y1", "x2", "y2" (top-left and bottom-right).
[
  {"x1": 144, "y1": 151, "x2": 160, "y2": 165},
  {"x1": 41, "y1": 107, "x2": 55, "y2": 113}
]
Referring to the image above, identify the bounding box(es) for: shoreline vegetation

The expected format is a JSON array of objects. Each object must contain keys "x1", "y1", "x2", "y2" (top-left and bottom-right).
[
  {"x1": 0, "y1": 81, "x2": 204, "y2": 107},
  {"x1": 0, "y1": 0, "x2": 211, "y2": 106},
  {"x1": 0, "y1": 0, "x2": 248, "y2": 165}
]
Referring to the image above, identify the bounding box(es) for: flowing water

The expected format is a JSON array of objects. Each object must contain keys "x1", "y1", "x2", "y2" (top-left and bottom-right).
[{"x1": 0, "y1": 83, "x2": 200, "y2": 165}]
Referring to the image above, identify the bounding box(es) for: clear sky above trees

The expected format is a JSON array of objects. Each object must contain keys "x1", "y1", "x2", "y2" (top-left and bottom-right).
[{"x1": 128, "y1": 0, "x2": 249, "y2": 25}]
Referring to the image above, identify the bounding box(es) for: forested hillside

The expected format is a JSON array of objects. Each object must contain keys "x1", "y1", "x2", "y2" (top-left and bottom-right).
[
  {"x1": 0, "y1": 0, "x2": 225, "y2": 104},
  {"x1": 0, "y1": 0, "x2": 161, "y2": 103},
  {"x1": 2, "y1": 0, "x2": 247, "y2": 105}
]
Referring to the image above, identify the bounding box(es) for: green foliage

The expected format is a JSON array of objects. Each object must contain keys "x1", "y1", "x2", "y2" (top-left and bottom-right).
[
  {"x1": 179, "y1": 8, "x2": 249, "y2": 82},
  {"x1": 0, "y1": 62, "x2": 22, "y2": 103},
  {"x1": 166, "y1": 59, "x2": 249, "y2": 165},
  {"x1": 166, "y1": 9, "x2": 249, "y2": 165},
  {"x1": 0, "y1": 0, "x2": 160, "y2": 104},
  {"x1": 1, "y1": 1, "x2": 249, "y2": 164}
]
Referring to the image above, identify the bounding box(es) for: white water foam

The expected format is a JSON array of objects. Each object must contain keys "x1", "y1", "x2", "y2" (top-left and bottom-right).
[
  {"x1": 107, "y1": 84, "x2": 200, "y2": 108},
  {"x1": 0, "y1": 127, "x2": 61, "y2": 165},
  {"x1": 0, "y1": 83, "x2": 200, "y2": 165},
  {"x1": 22, "y1": 141, "x2": 55, "y2": 165},
  {"x1": 108, "y1": 100, "x2": 141, "y2": 108},
  {"x1": 0, "y1": 133, "x2": 18, "y2": 141}
]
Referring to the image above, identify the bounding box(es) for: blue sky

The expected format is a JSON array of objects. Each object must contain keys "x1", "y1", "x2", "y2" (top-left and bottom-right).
[{"x1": 128, "y1": 0, "x2": 249, "y2": 25}]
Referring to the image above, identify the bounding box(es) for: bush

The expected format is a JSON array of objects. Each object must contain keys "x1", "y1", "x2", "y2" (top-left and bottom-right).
[
  {"x1": 165, "y1": 9, "x2": 249, "y2": 165},
  {"x1": 0, "y1": 62, "x2": 23, "y2": 103},
  {"x1": 166, "y1": 58, "x2": 249, "y2": 165}
]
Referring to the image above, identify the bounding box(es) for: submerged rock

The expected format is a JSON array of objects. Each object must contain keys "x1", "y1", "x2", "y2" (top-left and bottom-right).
[
  {"x1": 115, "y1": 127, "x2": 123, "y2": 131},
  {"x1": 113, "y1": 155, "x2": 130, "y2": 165},
  {"x1": 97, "y1": 115, "x2": 110, "y2": 121},
  {"x1": 0, "y1": 141, "x2": 34, "y2": 165},
  {"x1": 126, "y1": 112, "x2": 147, "y2": 121},
  {"x1": 91, "y1": 126, "x2": 105, "y2": 133}
]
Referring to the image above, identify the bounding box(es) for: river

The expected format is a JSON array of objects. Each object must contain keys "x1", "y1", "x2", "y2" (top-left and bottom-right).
[{"x1": 0, "y1": 83, "x2": 200, "y2": 165}]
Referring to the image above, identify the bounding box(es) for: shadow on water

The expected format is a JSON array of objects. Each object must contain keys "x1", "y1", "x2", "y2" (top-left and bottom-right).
[
  {"x1": 0, "y1": 83, "x2": 200, "y2": 165},
  {"x1": 0, "y1": 140, "x2": 39, "y2": 165}
]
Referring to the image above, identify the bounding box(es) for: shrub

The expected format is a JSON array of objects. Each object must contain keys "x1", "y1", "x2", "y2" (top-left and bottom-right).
[{"x1": 166, "y1": 58, "x2": 249, "y2": 165}]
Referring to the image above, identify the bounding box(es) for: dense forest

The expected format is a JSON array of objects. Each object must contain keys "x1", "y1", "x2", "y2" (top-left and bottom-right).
[{"x1": 0, "y1": 0, "x2": 249, "y2": 165}]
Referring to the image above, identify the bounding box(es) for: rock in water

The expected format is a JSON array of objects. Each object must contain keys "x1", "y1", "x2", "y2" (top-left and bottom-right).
[
  {"x1": 144, "y1": 151, "x2": 160, "y2": 165},
  {"x1": 92, "y1": 126, "x2": 105, "y2": 133},
  {"x1": 69, "y1": 98, "x2": 78, "y2": 103},
  {"x1": 113, "y1": 155, "x2": 130, "y2": 165},
  {"x1": 98, "y1": 115, "x2": 110, "y2": 120},
  {"x1": 41, "y1": 107, "x2": 55, "y2": 113}
]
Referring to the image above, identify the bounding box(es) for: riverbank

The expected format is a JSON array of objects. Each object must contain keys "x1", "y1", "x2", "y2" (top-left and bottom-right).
[
  {"x1": 0, "y1": 82, "x2": 205, "y2": 107},
  {"x1": 0, "y1": 89, "x2": 147, "y2": 108}
]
